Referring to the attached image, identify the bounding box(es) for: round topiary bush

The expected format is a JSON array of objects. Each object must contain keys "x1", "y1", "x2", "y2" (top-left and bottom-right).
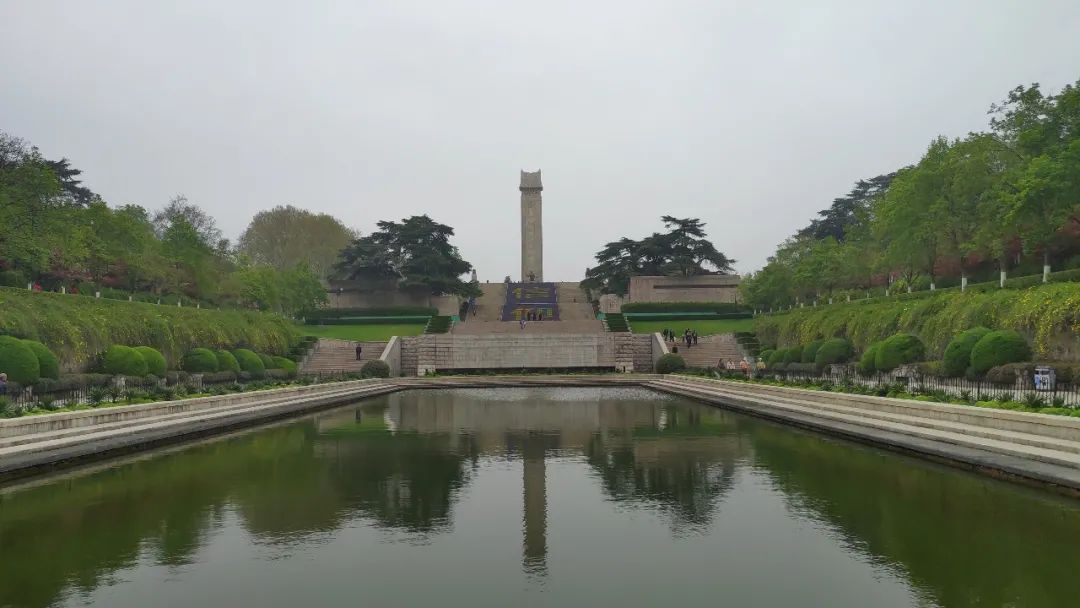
[
  {"x1": 874, "y1": 334, "x2": 925, "y2": 372},
  {"x1": 802, "y1": 339, "x2": 825, "y2": 364},
  {"x1": 782, "y1": 345, "x2": 803, "y2": 364},
  {"x1": 758, "y1": 349, "x2": 775, "y2": 366},
  {"x1": 233, "y1": 349, "x2": 266, "y2": 375},
  {"x1": 21, "y1": 340, "x2": 59, "y2": 380},
  {"x1": 272, "y1": 356, "x2": 298, "y2": 374},
  {"x1": 655, "y1": 353, "x2": 687, "y2": 374},
  {"x1": 970, "y1": 330, "x2": 1031, "y2": 376},
  {"x1": 182, "y1": 348, "x2": 219, "y2": 373},
  {"x1": 134, "y1": 346, "x2": 167, "y2": 377},
  {"x1": 858, "y1": 342, "x2": 881, "y2": 375},
  {"x1": 215, "y1": 350, "x2": 240, "y2": 374},
  {"x1": 766, "y1": 349, "x2": 786, "y2": 367},
  {"x1": 102, "y1": 345, "x2": 148, "y2": 377},
  {"x1": 942, "y1": 327, "x2": 991, "y2": 377},
  {"x1": 360, "y1": 359, "x2": 391, "y2": 378},
  {"x1": 0, "y1": 335, "x2": 41, "y2": 384},
  {"x1": 814, "y1": 338, "x2": 853, "y2": 368},
  {"x1": 258, "y1": 353, "x2": 276, "y2": 370}
]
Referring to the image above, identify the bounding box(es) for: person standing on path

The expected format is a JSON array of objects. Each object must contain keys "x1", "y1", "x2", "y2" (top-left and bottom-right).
[
  {"x1": 0, "y1": 373, "x2": 7, "y2": 396},
  {"x1": 355, "y1": 344, "x2": 363, "y2": 360}
]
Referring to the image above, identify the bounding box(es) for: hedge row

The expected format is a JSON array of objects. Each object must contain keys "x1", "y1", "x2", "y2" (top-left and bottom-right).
[
  {"x1": 621, "y1": 302, "x2": 751, "y2": 314},
  {"x1": 0, "y1": 286, "x2": 298, "y2": 368},
  {"x1": 304, "y1": 306, "x2": 437, "y2": 320},
  {"x1": 754, "y1": 282, "x2": 1080, "y2": 358},
  {"x1": 763, "y1": 338, "x2": 854, "y2": 371}
]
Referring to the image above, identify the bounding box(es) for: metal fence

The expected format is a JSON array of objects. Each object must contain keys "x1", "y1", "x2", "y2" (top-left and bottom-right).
[
  {"x1": 2, "y1": 372, "x2": 301, "y2": 413},
  {"x1": 714, "y1": 367, "x2": 1080, "y2": 408}
]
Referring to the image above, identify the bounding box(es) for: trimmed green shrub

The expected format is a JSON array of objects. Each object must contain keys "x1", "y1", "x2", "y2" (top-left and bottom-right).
[
  {"x1": 814, "y1": 338, "x2": 853, "y2": 368},
  {"x1": 758, "y1": 349, "x2": 775, "y2": 365},
  {"x1": 985, "y1": 362, "x2": 1036, "y2": 384},
  {"x1": 0, "y1": 335, "x2": 41, "y2": 384},
  {"x1": 781, "y1": 345, "x2": 803, "y2": 364},
  {"x1": 801, "y1": 339, "x2": 825, "y2": 363},
  {"x1": 272, "y1": 356, "x2": 297, "y2": 374},
  {"x1": 858, "y1": 343, "x2": 881, "y2": 374},
  {"x1": 655, "y1": 353, "x2": 687, "y2": 374},
  {"x1": 215, "y1": 350, "x2": 240, "y2": 374},
  {"x1": 914, "y1": 360, "x2": 945, "y2": 377},
  {"x1": 21, "y1": 340, "x2": 59, "y2": 380},
  {"x1": 360, "y1": 359, "x2": 391, "y2": 378},
  {"x1": 102, "y1": 345, "x2": 148, "y2": 377},
  {"x1": 200, "y1": 370, "x2": 238, "y2": 384},
  {"x1": 970, "y1": 330, "x2": 1031, "y2": 375},
  {"x1": 942, "y1": 327, "x2": 991, "y2": 377},
  {"x1": 258, "y1": 353, "x2": 276, "y2": 369},
  {"x1": 766, "y1": 349, "x2": 786, "y2": 367},
  {"x1": 875, "y1": 334, "x2": 925, "y2": 372},
  {"x1": 233, "y1": 349, "x2": 266, "y2": 374},
  {"x1": 182, "y1": 348, "x2": 219, "y2": 373},
  {"x1": 133, "y1": 346, "x2": 167, "y2": 377}
]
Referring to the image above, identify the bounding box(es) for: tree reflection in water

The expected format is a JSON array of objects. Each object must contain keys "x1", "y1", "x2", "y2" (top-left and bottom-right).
[{"x1": 2, "y1": 387, "x2": 1079, "y2": 608}]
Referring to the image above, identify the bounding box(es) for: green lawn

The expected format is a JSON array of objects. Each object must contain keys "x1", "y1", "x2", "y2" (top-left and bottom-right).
[
  {"x1": 628, "y1": 318, "x2": 755, "y2": 335},
  {"x1": 299, "y1": 323, "x2": 427, "y2": 341}
]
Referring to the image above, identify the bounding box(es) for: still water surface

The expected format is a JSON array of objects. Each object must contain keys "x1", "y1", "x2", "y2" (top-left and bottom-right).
[{"x1": 2, "y1": 387, "x2": 1079, "y2": 607}]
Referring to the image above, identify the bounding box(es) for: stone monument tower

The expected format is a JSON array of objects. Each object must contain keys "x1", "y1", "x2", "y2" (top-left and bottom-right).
[{"x1": 520, "y1": 170, "x2": 543, "y2": 282}]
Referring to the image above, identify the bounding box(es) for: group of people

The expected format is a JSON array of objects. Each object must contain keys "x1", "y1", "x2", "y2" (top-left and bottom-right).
[
  {"x1": 662, "y1": 328, "x2": 699, "y2": 349},
  {"x1": 522, "y1": 309, "x2": 546, "y2": 322}
]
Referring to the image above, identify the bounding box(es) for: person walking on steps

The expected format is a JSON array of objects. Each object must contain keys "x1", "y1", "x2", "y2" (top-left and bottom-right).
[{"x1": 355, "y1": 344, "x2": 363, "y2": 360}]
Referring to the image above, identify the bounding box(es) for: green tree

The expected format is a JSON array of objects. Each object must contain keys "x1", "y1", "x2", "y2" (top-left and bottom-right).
[
  {"x1": 582, "y1": 217, "x2": 735, "y2": 295},
  {"x1": 991, "y1": 81, "x2": 1080, "y2": 280},
  {"x1": 334, "y1": 215, "x2": 475, "y2": 297},
  {"x1": 237, "y1": 205, "x2": 356, "y2": 280}
]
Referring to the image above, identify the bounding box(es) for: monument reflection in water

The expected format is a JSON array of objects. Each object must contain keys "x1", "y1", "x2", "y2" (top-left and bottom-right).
[{"x1": 2, "y1": 387, "x2": 1079, "y2": 608}]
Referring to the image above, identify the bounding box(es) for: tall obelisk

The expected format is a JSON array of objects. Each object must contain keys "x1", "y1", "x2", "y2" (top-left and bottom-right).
[{"x1": 520, "y1": 170, "x2": 543, "y2": 283}]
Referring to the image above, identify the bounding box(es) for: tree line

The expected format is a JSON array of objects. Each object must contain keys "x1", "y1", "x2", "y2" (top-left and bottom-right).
[
  {"x1": 581, "y1": 216, "x2": 736, "y2": 295},
  {"x1": 0, "y1": 131, "x2": 480, "y2": 313},
  {"x1": 740, "y1": 79, "x2": 1080, "y2": 310}
]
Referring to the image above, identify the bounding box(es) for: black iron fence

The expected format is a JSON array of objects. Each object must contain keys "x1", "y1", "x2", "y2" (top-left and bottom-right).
[
  {"x1": 1, "y1": 370, "x2": 301, "y2": 415},
  {"x1": 709, "y1": 367, "x2": 1080, "y2": 408}
]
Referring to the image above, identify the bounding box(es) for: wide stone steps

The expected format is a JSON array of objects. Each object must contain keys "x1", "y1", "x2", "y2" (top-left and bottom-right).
[
  {"x1": 301, "y1": 339, "x2": 386, "y2": 373},
  {"x1": 651, "y1": 378, "x2": 1080, "y2": 469},
  {"x1": 451, "y1": 320, "x2": 605, "y2": 335},
  {"x1": 663, "y1": 335, "x2": 743, "y2": 368},
  {"x1": 555, "y1": 282, "x2": 595, "y2": 321},
  {"x1": 461, "y1": 282, "x2": 508, "y2": 323}
]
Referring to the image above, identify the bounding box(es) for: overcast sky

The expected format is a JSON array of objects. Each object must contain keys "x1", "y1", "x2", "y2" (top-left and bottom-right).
[{"x1": 3, "y1": 1, "x2": 1079, "y2": 281}]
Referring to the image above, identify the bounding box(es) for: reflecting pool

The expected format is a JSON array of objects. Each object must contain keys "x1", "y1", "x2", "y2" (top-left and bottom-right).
[{"x1": 1, "y1": 387, "x2": 1078, "y2": 607}]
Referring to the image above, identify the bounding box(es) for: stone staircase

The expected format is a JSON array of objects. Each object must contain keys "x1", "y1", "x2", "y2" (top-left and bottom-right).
[
  {"x1": 451, "y1": 320, "x2": 605, "y2": 335},
  {"x1": 300, "y1": 338, "x2": 387, "y2": 375},
  {"x1": 663, "y1": 333, "x2": 744, "y2": 369},
  {"x1": 462, "y1": 283, "x2": 507, "y2": 323},
  {"x1": 555, "y1": 282, "x2": 595, "y2": 321}
]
